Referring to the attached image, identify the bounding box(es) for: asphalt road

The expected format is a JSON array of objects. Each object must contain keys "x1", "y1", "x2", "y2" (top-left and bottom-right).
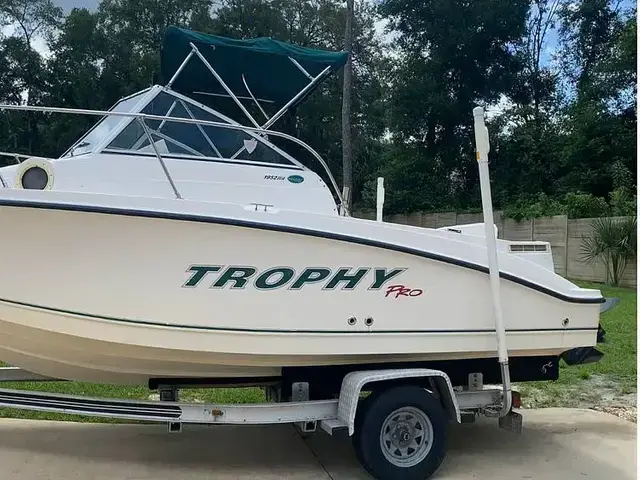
[{"x1": 0, "y1": 408, "x2": 635, "y2": 479}]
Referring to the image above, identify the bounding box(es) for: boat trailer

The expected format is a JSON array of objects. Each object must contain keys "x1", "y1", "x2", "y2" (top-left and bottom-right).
[{"x1": 0, "y1": 365, "x2": 522, "y2": 480}]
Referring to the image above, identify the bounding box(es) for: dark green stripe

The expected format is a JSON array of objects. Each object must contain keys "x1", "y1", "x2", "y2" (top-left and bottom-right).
[{"x1": 0, "y1": 298, "x2": 598, "y2": 335}]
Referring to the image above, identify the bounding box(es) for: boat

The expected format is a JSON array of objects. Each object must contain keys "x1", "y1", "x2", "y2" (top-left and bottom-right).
[{"x1": 0, "y1": 26, "x2": 606, "y2": 395}]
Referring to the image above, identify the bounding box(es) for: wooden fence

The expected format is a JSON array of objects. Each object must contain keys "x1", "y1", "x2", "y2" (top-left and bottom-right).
[{"x1": 353, "y1": 210, "x2": 637, "y2": 287}]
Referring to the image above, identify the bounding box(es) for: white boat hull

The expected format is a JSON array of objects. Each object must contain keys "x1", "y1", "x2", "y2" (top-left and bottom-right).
[
  {"x1": 0, "y1": 191, "x2": 603, "y2": 385},
  {"x1": 0, "y1": 300, "x2": 593, "y2": 385}
]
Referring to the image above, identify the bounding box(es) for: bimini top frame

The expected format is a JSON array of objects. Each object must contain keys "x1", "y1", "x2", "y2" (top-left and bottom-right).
[
  {"x1": 160, "y1": 26, "x2": 348, "y2": 131},
  {"x1": 160, "y1": 27, "x2": 350, "y2": 212}
]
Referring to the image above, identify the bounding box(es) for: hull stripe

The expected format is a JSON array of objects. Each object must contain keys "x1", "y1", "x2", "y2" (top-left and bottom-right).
[{"x1": 0, "y1": 297, "x2": 599, "y2": 335}]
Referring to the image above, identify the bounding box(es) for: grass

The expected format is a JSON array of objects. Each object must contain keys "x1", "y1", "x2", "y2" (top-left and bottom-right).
[
  {"x1": 517, "y1": 280, "x2": 637, "y2": 408},
  {"x1": 0, "y1": 280, "x2": 635, "y2": 421}
]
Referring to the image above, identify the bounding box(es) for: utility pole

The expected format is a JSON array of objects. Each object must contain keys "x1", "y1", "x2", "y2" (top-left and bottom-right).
[{"x1": 341, "y1": 0, "x2": 354, "y2": 213}]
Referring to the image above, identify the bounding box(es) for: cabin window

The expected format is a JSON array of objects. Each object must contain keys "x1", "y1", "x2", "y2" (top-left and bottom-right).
[{"x1": 104, "y1": 91, "x2": 293, "y2": 166}]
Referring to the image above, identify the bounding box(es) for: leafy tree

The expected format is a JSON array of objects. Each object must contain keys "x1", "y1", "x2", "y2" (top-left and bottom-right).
[
  {"x1": 0, "y1": 0, "x2": 62, "y2": 154},
  {"x1": 373, "y1": 0, "x2": 529, "y2": 211},
  {"x1": 40, "y1": 7, "x2": 105, "y2": 155}
]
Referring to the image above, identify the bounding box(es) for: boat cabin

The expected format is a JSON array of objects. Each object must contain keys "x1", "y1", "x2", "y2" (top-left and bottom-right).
[{"x1": 0, "y1": 26, "x2": 349, "y2": 216}]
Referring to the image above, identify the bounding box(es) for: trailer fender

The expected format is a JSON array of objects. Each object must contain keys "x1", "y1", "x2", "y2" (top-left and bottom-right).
[{"x1": 337, "y1": 368, "x2": 461, "y2": 435}]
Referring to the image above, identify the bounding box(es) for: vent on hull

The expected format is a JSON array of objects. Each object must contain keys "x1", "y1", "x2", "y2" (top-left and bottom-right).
[{"x1": 509, "y1": 244, "x2": 548, "y2": 252}]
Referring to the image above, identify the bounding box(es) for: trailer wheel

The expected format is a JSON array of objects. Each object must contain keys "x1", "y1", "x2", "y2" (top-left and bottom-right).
[{"x1": 353, "y1": 385, "x2": 446, "y2": 480}]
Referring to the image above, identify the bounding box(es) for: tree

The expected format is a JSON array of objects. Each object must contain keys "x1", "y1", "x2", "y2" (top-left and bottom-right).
[
  {"x1": 375, "y1": 0, "x2": 529, "y2": 212},
  {"x1": 488, "y1": 0, "x2": 564, "y2": 205},
  {"x1": 0, "y1": 0, "x2": 61, "y2": 104},
  {"x1": 40, "y1": 7, "x2": 106, "y2": 156},
  {"x1": 0, "y1": 0, "x2": 62, "y2": 153},
  {"x1": 555, "y1": 0, "x2": 636, "y2": 199}
]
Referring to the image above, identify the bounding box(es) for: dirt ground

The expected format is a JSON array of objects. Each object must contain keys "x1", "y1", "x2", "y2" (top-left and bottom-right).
[{"x1": 516, "y1": 374, "x2": 637, "y2": 423}]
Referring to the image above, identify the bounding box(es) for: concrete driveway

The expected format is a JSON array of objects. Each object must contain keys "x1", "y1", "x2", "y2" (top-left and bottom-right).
[{"x1": 0, "y1": 408, "x2": 635, "y2": 479}]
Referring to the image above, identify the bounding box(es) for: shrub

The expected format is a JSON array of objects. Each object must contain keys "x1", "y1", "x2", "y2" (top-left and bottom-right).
[
  {"x1": 609, "y1": 187, "x2": 637, "y2": 216},
  {"x1": 580, "y1": 216, "x2": 637, "y2": 286},
  {"x1": 564, "y1": 192, "x2": 610, "y2": 219},
  {"x1": 502, "y1": 193, "x2": 565, "y2": 220}
]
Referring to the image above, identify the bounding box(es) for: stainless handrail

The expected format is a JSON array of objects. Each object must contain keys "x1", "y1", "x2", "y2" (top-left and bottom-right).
[
  {"x1": 136, "y1": 117, "x2": 182, "y2": 199},
  {"x1": 0, "y1": 151, "x2": 31, "y2": 164},
  {"x1": 0, "y1": 103, "x2": 346, "y2": 210}
]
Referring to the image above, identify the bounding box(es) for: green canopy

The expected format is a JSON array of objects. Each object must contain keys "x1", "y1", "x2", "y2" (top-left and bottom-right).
[{"x1": 160, "y1": 26, "x2": 348, "y2": 116}]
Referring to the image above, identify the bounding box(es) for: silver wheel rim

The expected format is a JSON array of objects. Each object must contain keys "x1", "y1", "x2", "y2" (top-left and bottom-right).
[{"x1": 379, "y1": 406, "x2": 434, "y2": 468}]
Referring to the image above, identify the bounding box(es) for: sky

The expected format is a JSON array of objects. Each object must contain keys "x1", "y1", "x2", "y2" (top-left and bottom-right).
[{"x1": 55, "y1": 0, "x2": 98, "y2": 12}]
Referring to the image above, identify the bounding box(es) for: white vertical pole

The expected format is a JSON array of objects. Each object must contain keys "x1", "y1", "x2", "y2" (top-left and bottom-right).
[
  {"x1": 473, "y1": 106, "x2": 512, "y2": 415},
  {"x1": 341, "y1": 186, "x2": 351, "y2": 216},
  {"x1": 376, "y1": 177, "x2": 385, "y2": 222}
]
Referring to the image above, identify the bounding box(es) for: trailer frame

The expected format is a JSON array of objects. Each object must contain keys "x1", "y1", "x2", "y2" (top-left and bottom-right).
[{"x1": 0, "y1": 366, "x2": 522, "y2": 479}]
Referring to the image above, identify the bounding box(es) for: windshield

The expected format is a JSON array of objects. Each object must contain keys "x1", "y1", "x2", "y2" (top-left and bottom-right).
[
  {"x1": 104, "y1": 91, "x2": 294, "y2": 166},
  {"x1": 62, "y1": 92, "x2": 148, "y2": 157}
]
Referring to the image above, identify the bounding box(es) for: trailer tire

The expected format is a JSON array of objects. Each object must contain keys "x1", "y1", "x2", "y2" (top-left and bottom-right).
[
  {"x1": 352, "y1": 389, "x2": 383, "y2": 468},
  {"x1": 353, "y1": 385, "x2": 446, "y2": 480}
]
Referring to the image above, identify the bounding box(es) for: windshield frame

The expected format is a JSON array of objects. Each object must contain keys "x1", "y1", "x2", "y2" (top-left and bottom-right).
[
  {"x1": 149, "y1": 87, "x2": 305, "y2": 169},
  {"x1": 65, "y1": 84, "x2": 307, "y2": 170},
  {"x1": 59, "y1": 87, "x2": 157, "y2": 159}
]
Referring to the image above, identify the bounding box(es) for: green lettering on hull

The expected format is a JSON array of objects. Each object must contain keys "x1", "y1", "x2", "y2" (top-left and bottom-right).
[
  {"x1": 323, "y1": 267, "x2": 369, "y2": 290},
  {"x1": 211, "y1": 266, "x2": 257, "y2": 289},
  {"x1": 369, "y1": 268, "x2": 406, "y2": 289},
  {"x1": 183, "y1": 265, "x2": 416, "y2": 293},
  {"x1": 184, "y1": 265, "x2": 222, "y2": 287},
  {"x1": 290, "y1": 268, "x2": 332, "y2": 289},
  {"x1": 255, "y1": 267, "x2": 296, "y2": 289}
]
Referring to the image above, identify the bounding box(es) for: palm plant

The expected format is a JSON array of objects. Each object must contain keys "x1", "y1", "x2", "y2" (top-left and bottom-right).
[{"x1": 580, "y1": 216, "x2": 637, "y2": 286}]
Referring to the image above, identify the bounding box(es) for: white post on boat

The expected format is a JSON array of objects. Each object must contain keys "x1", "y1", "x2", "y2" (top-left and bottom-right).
[
  {"x1": 472, "y1": 106, "x2": 512, "y2": 416},
  {"x1": 341, "y1": 186, "x2": 352, "y2": 216},
  {"x1": 376, "y1": 177, "x2": 385, "y2": 222}
]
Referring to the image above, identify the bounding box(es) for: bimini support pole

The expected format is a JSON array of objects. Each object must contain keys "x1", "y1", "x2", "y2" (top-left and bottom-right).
[
  {"x1": 261, "y1": 65, "x2": 332, "y2": 131},
  {"x1": 166, "y1": 50, "x2": 195, "y2": 88},
  {"x1": 137, "y1": 117, "x2": 182, "y2": 200},
  {"x1": 189, "y1": 42, "x2": 262, "y2": 129},
  {"x1": 472, "y1": 106, "x2": 512, "y2": 417},
  {"x1": 376, "y1": 177, "x2": 385, "y2": 222}
]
